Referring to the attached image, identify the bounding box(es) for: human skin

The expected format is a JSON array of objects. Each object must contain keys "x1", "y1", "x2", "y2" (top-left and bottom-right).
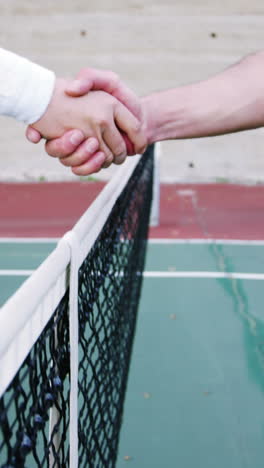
[
  {"x1": 28, "y1": 52, "x2": 264, "y2": 175},
  {"x1": 142, "y1": 51, "x2": 264, "y2": 144},
  {"x1": 26, "y1": 68, "x2": 143, "y2": 173}
]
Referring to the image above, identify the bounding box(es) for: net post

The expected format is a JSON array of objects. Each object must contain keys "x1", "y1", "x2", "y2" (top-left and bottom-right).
[
  {"x1": 150, "y1": 143, "x2": 160, "y2": 227},
  {"x1": 62, "y1": 231, "x2": 80, "y2": 468}
]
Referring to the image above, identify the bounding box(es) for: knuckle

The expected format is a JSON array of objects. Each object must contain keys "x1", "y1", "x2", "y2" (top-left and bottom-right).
[
  {"x1": 45, "y1": 143, "x2": 59, "y2": 158},
  {"x1": 107, "y1": 70, "x2": 119, "y2": 82},
  {"x1": 133, "y1": 120, "x2": 142, "y2": 133},
  {"x1": 110, "y1": 72, "x2": 119, "y2": 87},
  {"x1": 102, "y1": 145, "x2": 112, "y2": 160},
  {"x1": 105, "y1": 153, "x2": 114, "y2": 164},
  {"x1": 61, "y1": 141, "x2": 72, "y2": 156},
  {"x1": 140, "y1": 135, "x2": 148, "y2": 150},
  {"x1": 52, "y1": 138, "x2": 73, "y2": 158},
  {"x1": 134, "y1": 133, "x2": 148, "y2": 153},
  {"x1": 94, "y1": 166, "x2": 102, "y2": 173},
  {"x1": 72, "y1": 167, "x2": 83, "y2": 176},
  {"x1": 114, "y1": 142, "x2": 126, "y2": 158},
  {"x1": 59, "y1": 157, "x2": 71, "y2": 167},
  {"x1": 137, "y1": 143, "x2": 148, "y2": 154},
  {"x1": 69, "y1": 156, "x2": 82, "y2": 167},
  {"x1": 45, "y1": 146, "x2": 55, "y2": 158},
  {"x1": 97, "y1": 115, "x2": 108, "y2": 127},
  {"x1": 114, "y1": 154, "x2": 126, "y2": 165}
]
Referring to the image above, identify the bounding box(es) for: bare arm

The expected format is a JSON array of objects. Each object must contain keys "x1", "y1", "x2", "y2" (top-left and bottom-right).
[
  {"x1": 38, "y1": 51, "x2": 264, "y2": 176},
  {"x1": 143, "y1": 51, "x2": 264, "y2": 144}
]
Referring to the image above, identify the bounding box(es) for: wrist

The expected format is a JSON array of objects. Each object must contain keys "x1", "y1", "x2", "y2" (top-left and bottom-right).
[
  {"x1": 31, "y1": 77, "x2": 70, "y2": 138},
  {"x1": 141, "y1": 94, "x2": 165, "y2": 144},
  {"x1": 141, "y1": 89, "x2": 192, "y2": 143}
]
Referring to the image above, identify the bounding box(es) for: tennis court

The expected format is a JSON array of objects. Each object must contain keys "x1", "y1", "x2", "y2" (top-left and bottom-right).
[
  {"x1": 1, "y1": 240, "x2": 264, "y2": 467},
  {"x1": 1, "y1": 148, "x2": 264, "y2": 467}
]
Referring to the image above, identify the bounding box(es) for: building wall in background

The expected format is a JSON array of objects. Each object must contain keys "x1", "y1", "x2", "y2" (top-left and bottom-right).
[{"x1": 0, "y1": 1, "x2": 264, "y2": 182}]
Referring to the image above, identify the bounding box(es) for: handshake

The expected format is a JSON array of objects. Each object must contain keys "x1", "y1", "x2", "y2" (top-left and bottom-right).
[
  {"x1": 26, "y1": 69, "x2": 151, "y2": 176},
  {"x1": 4, "y1": 46, "x2": 264, "y2": 175}
]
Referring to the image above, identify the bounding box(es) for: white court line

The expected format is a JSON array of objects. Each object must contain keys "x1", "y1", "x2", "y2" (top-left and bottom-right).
[
  {"x1": 1, "y1": 269, "x2": 264, "y2": 281},
  {"x1": 1, "y1": 238, "x2": 264, "y2": 246},
  {"x1": 143, "y1": 271, "x2": 264, "y2": 280},
  {"x1": 0, "y1": 238, "x2": 59, "y2": 243},
  {"x1": 0, "y1": 270, "x2": 34, "y2": 276},
  {"x1": 148, "y1": 239, "x2": 264, "y2": 245}
]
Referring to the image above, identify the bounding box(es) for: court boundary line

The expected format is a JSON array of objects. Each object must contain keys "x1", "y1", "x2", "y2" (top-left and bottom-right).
[
  {"x1": 148, "y1": 239, "x2": 264, "y2": 245},
  {"x1": 0, "y1": 270, "x2": 35, "y2": 276},
  {"x1": 143, "y1": 271, "x2": 264, "y2": 280},
  {"x1": 0, "y1": 238, "x2": 59, "y2": 243},
  {"x1": 1, "y1": 238, "x2": 264, "y2": 245},
  {"x1": 1, "y1": 269, "x2": 264, "y2": 281}
]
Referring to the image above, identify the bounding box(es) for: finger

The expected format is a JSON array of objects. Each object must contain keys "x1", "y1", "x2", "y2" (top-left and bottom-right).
[
  {"x1": 112, "y1": 153, "x2": 127, "y2": 165},
  {"x1": 59, "y1": 138, "x2": 100, "y2": 167},
  {"x1": 110, "y1": 82, "x2": 142, "y2": 120},
  {"x1": 45, "y1": 130, "x2": 85, "y2": 158},
  {"x1": 65, "y1": 77, "x2": 94, "y2": 97},
  {"x1": 71, "y1": 151, "x2": 106, "y2": 176},
  {"x1": 93, "y1": 132, "x2": 114, "y2": 167},
  {"x1": 101, "y1": 155, "x2": 114, "y2": 169},
  {"x1": 114, "y1": 104, "x2": 147, "y2": 155},
  {"x1": 120, "y1": 132, "x2": 135, "y2": 156},
  {"x1": 68, "y1": 68, "x2": 142, "y2": 119},
  {"x1": 65, "y1": 68, "x2": 105, "y2": 97},
  {"x1": 26, "y1": 126, "x2": 42, "y2": 144},
  {"x1": 101, "y1": 151, "x2": 114, "y2": 168},
  {"x1": 102, "y1": 124, "x2": 127, "y2": 162}
]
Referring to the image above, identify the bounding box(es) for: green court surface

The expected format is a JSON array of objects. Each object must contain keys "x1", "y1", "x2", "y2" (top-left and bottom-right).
[
  {"x1": 0, "y1": 241, "x2": 56, "y2": 305},
  {"x1": 1, "y1": 240, "x2": 264, "y2": 467}
]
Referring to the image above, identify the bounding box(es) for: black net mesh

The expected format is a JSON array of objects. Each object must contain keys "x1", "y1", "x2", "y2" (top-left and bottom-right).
[
  {"x1": 0, "y1": 145, "x2": 154, "y2": 467},
  {"x1": 0, "y1": 294, "x2": 70, "y2": 468}
]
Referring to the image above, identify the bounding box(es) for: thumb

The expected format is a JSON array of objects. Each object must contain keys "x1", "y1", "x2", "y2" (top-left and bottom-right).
[
  {"x1": 25, "y1": 126, "x2": 42, "y2": 144},
  {"x1": 65, "y1": 78, "x2": 93, "y2": 97}
]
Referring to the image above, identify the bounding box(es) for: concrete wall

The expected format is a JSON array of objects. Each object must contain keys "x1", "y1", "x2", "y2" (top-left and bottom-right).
[{"x1": 0, "y1": 1, "x2": 264, "y2": 182}]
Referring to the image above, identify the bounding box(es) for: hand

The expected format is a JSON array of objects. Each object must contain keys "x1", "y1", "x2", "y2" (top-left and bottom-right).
[
  {"x1": 66, "y1": 68, "x2": 142, "y2": 121},
  {"x1": 29, "y1": 78, "x2": 146, "y2": 175},
  {"x1": 26, "y1": 69, "x2": 145, "y2": 175}
]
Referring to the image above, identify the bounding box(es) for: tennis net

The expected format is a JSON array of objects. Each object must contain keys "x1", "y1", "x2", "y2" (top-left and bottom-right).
[{"x1": 0, "y1": 145, "x2": 155, "y2": 467}]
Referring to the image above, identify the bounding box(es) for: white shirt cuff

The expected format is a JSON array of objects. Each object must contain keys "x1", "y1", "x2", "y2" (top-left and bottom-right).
[{"x1": 0, "y1": 48, "x2": 55, "y2": 124}]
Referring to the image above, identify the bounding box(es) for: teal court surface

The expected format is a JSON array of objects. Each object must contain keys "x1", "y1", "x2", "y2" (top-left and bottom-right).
[{"x1": 1, "y1": 238, "x2": 264, "y2": 468}]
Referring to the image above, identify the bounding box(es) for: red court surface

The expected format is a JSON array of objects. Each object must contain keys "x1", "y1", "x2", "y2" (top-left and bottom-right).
[{"x1": 0, "y1": 182, "x2": 264, "y2": 239}]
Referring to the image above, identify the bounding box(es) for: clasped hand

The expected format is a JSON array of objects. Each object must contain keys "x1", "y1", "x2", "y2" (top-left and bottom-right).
[{"x1": 26, "y1": 69, "x2": 148, "y2": 176}]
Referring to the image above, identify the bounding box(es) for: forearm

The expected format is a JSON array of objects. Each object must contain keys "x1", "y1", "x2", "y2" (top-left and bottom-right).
[
  {"x1": 0, "y1": 47, "x2": 55, "y2": 124},
  {"x1": 143, "y1": 51, "x2": 264, "y2": 143}
]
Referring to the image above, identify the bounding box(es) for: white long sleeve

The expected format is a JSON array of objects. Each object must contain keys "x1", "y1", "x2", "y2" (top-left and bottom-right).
[{"x1": 0, "y1": 48, "x2": 55, "y2": 124}]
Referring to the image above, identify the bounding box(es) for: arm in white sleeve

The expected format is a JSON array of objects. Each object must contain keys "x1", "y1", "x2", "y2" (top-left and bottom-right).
[{"x1": 0, "y1": 48, "x2": 55, "y2": 124}]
